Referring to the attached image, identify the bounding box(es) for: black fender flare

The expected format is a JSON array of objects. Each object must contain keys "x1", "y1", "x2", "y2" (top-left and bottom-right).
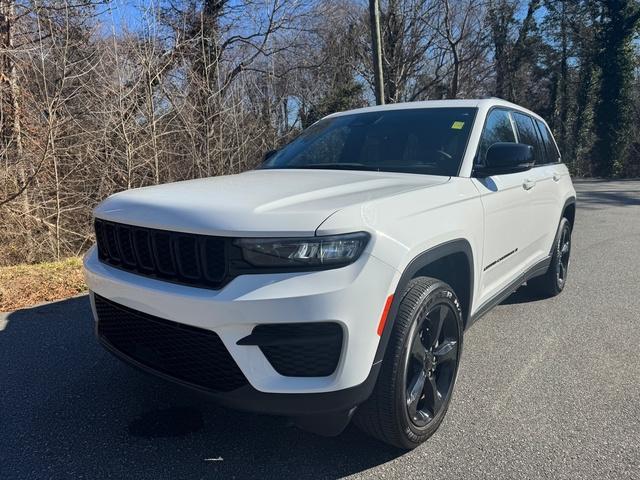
[
  {"x1": 561, "y1": 195, "x2": 576, "y2": 223},
  {"x1": 372, "y1": 238, "x2": 474, "y2": 366},
  {"x1": 550, "y1": 196, "x2": 576, "y2": 256}
]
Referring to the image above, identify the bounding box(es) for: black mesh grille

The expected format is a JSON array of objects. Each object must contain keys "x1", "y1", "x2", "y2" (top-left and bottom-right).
[
  {"x1": 94, "y1": 294, "x2": 248, "y2": 393},
  {"x1": 95, "y1": 218, "x2": 227, "y2": 289},
  {"x1": 253, "y1": 323, "x2": 343, "y2": 377}
]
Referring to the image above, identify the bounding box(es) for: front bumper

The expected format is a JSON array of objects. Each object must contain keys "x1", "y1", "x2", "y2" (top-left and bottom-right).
[
  {"x1": 84, "y1": 245, "x2": 398, "y2": 408},
  {"x1": 98, "y1": 327, "x2": 381, "y2": 417}
]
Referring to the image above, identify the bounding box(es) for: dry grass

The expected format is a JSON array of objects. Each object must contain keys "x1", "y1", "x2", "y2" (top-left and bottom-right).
[{"x1": 0, "y1": 257, "x2": 86, "y2": 312}]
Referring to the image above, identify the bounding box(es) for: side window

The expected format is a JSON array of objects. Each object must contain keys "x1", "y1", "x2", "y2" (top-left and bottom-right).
[
  {"x1": 512, "y1": 112, "x2": 543, "y2": 165},
  {"x1": 477, "y1": 109, "x2": 516, "y2": 165},
  {"x1": 535, "y1": 119, "x2": 561, "y2": 164}
]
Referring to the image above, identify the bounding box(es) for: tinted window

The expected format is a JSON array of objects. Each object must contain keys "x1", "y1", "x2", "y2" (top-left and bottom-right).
[
  {"x1": 535, "y1": 119, "x2": 560, "y2": 164},
  {"x1": 477, "y1": 109, "x2": 516, "y2": 165},
  {"x1": 512, "y1": 112, "x2": 543, "y2": 164},
  {"x1": 278, "y1": 124, "x2": 348, "y2": 166},
  {"x1": 261, "y1": 108, "x2": 477, "y2": 176}
]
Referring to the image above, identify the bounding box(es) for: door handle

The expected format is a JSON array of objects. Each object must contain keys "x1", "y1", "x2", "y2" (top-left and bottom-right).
[
  {"x1": 523, "y1": 179, "x2": 536, "y2": 190},
  {"x1": 552, "y1": 172, "x2": 561, "y2": 182}
]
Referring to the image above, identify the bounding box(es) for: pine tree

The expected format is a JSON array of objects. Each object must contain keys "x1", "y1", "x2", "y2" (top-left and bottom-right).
[{"x1": 591, "y1": 0, "x2": 640, "y2": 177}]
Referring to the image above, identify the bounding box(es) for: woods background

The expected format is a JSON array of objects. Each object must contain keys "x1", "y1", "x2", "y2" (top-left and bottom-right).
[{"x1": 1, "y1": 0, "x2": 639, "y2": 266}]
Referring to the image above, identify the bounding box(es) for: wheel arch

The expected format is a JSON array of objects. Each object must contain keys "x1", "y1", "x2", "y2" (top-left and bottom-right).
[
  {"x1": 373, "y1": 239, "x2": 475, "y2": 366},
  {"x1": 545, "y1": 196, "x2": 576, "y2": 258},
  {"x1": 562, "y1": 196, "x2": 576, "y2": 230}
]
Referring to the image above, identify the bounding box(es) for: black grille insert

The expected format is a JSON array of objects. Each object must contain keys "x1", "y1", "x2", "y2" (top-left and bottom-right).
[
  {"x1": 95, "y1": 294, "x2": 248, "y2": 393},
  {"x1": 95, "y1": 218, "x2": 227, "y2": 289}
]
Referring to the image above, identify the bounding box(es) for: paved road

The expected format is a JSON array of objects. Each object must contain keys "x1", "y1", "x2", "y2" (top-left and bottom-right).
[{"x1": 1, "y1": 180, "x2": 639, "y2": 479}]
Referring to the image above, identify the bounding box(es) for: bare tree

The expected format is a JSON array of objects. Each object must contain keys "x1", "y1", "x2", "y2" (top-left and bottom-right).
[
  {"x1": 0, "y1": 0, "x2": 639, "y2": 266},
  {"x1": 433, "y1": 0, "x2": 487, "y2": 99}
]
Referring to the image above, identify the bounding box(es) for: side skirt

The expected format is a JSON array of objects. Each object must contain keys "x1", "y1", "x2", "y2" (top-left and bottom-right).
[{"x1": 467, "y1": 256, "x2": 551, "y2": 328}]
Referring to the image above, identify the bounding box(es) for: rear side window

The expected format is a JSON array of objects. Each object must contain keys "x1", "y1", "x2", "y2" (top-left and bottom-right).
[
  {"x1": 477, "y1": 109, "x2": 516, "y2": 165},
  {"x1": 534, "y1": 119, "x2": 561, "y2": 164},
  {"x1": 512, "y1": 112, "x2": 543, "y2": 165}
]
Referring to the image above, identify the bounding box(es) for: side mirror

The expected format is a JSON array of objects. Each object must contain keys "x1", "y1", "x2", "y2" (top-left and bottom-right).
[
  {"x1": 476, "y1": 143, "x2": 534, "y2": 176},
  {"x1": 263, "y1": 149, "x2": 278, "y2": 162}
]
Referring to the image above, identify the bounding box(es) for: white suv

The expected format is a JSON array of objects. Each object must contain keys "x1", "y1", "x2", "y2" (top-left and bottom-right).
[{"x1": 84, "y1": 98, "x2": 576, "y2": 449}]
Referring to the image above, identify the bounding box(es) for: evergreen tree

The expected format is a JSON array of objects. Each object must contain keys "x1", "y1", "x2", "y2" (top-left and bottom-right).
[{"x1": 591, "y1": 0, "x2": 640, "y2": 177}]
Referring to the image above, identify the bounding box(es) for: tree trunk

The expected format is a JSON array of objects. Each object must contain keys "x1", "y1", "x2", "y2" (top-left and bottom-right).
[
  {"x1": 0, "y1": 0, "x2": 32, "y2": 261},
  {"x1": 449, "y1": 48, "x2": 460, "y2": 99},
  {"x1": 369, "y1": 0, "x2": 385, "y2": 105}
]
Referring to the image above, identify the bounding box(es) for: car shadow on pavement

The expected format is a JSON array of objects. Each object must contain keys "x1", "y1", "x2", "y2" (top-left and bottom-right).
[
  {"x1": 499, "y1": 284, "x2": 547, "y2": 305},
  {"x1": 573, "y1": 184, "x2": 640, "y2": 209},
  {"x1": 0, "y1": 296, "x2": 402, "y2": 479}
]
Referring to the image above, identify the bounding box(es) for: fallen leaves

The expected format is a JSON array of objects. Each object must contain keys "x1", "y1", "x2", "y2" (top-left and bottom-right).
[{"x1": 0, "y1": 257, "x2": 86, "y2": 311}]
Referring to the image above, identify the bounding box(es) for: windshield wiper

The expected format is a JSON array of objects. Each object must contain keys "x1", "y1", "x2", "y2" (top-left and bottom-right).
[{"x1": 283, "y1": 163, "x2": 380, "y2": 171}]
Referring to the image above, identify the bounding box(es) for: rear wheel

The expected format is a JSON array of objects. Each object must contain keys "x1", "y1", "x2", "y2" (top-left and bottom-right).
[
  {"x1": 354, "y1": 277, "x2": 463, "y2": 449},
  {"x1": 528, "y1": 217, "x2": 571, "y2": 297}
]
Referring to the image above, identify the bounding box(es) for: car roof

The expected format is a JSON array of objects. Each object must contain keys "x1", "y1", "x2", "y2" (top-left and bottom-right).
[{"x1": 326, "y1": 98, "x2": 545, "y2": 123}]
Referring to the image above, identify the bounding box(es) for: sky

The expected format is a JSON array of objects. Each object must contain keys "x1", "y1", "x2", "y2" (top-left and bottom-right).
[{"x1": 97, "y1": 0, "x2": 153, "y2": 35}]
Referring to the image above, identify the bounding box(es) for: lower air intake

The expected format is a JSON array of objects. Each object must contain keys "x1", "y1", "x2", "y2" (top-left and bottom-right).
[
  {"x1": 94, "y1": 294, "x2": 248, "y2": 393},
  {"x1": 249, "y1": 323, "x2": 343, "y2": 377}
]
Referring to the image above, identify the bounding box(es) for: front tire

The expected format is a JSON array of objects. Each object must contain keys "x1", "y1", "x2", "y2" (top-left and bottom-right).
[{"x1": 354, "y1": 277, "x2": 463, "y2": 449}]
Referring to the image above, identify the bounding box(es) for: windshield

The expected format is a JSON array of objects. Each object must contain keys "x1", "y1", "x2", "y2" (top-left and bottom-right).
[{"x1": 261, "y1": 107, "x2": 477, "y2": 176}]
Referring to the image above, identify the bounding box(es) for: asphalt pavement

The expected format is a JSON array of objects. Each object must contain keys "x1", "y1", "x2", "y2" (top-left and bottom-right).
[{"x1": 1, "y1": 179, "x2": 639, "y2": 479}]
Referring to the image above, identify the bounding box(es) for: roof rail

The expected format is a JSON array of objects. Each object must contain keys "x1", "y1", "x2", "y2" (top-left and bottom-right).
[{"x1": 480, "y1": 95, "x2": 507, "y2": 101}]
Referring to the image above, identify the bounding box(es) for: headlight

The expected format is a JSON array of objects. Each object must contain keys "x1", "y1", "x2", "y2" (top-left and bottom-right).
[{"x1": 234, "y1": 232, "x2": 370, "y2": 268}]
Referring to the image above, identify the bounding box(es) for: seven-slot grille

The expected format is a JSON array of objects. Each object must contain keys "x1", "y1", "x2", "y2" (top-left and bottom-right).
[
  {"x1": 94, "y1": 218, "x2": 227, "y2": 289},
  {"x1": 94, "y1": 294, "x2": 248, "y2": 393}
]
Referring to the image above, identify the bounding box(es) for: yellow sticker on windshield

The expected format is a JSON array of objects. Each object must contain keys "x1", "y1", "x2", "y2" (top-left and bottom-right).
[{"x1": 451, "y1": 121, "x2": 465, "y2": 130}]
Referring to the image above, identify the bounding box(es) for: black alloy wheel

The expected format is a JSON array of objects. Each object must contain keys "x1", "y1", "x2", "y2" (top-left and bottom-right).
[
  {"x1": 404, "y1": 301, "x2": 459, "y2": 428},
  {"x1": 556, "y1": 221, "x2": 571, "y2": 289}
]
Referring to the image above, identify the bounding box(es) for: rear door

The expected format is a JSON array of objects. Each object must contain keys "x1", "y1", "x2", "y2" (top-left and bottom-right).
[
  {"x1": 472, "y1": 108, "x2": 537, "y2": 306},
  {"x1": 511, "y1": 112, "x2": 563, "y2": 259},
  {"x1": 533, "y1": 118, "x2": 565, "y2": 252}
]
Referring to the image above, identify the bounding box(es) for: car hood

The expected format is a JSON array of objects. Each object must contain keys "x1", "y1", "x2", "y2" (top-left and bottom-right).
[{"x1": 94, "y1": 169, "x2": 449, "y2": 236}]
